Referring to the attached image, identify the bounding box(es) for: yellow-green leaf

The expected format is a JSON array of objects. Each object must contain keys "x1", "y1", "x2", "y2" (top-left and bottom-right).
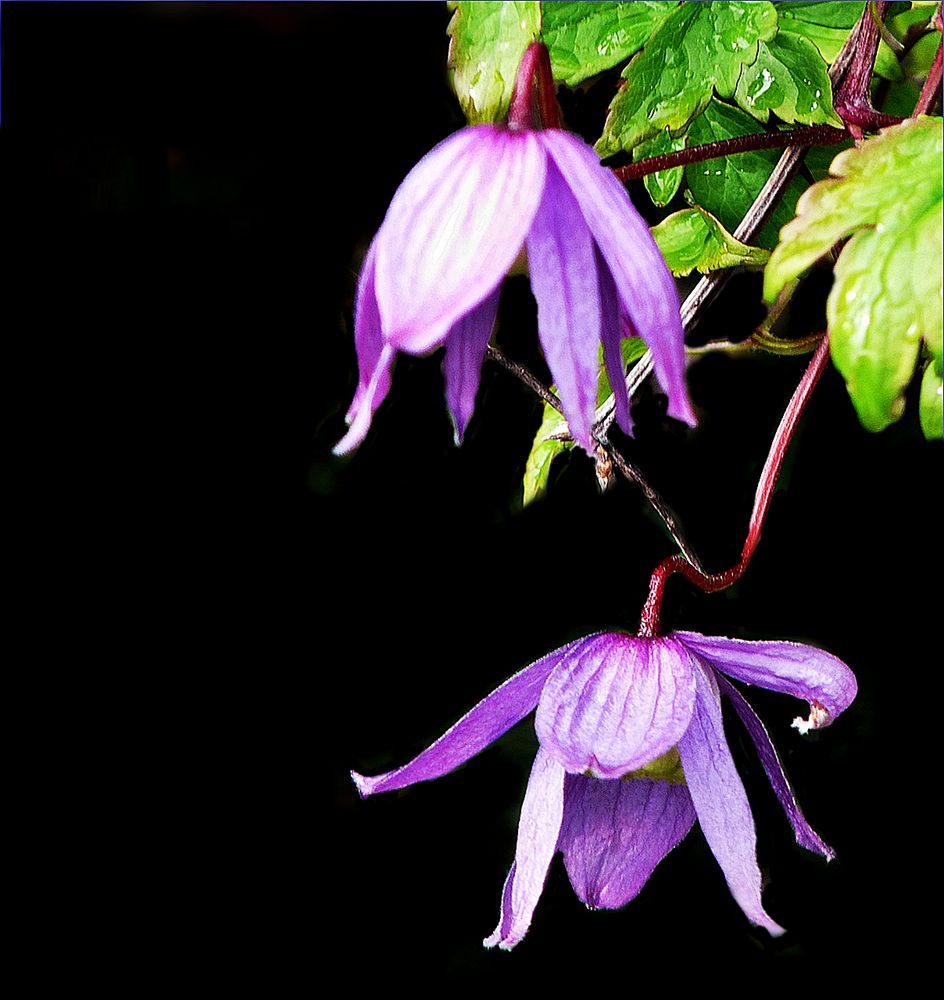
[
  {"x1": 447, "y1": 1, "x2": 541, "y2": 124},
  {"x1": 651, "y1": 206, "x2": 770, "y2": 276},
  {"x1": 765, "y1": 117, "x2": 944, "y2": 433}
]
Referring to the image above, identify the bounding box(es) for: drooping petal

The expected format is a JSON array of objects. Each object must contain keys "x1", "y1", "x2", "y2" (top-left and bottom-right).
[
  {"x1": 717, "y1": 675, "x2": 834, "y2": 860},
  {"x1": 484, "y1": 862, "x2": 516, "y2": 950},
  {"x1": 674, "y1": 631, "x2": 857, "y2": 733},
  {"x1": 526, "y1": 159, "x2": 602, "y2": 455},
  {"x1": 535, "y1": 633, "x2": 696, "y2": 778},
  {"x1": 333, "y1": 344, "x2": 396, "y2": 456},
  {"x1": 442, "y1": 284, "x2": 501, "y2": 444},
  {"x1": 597, "y1": 249, "x2": 633, "y2": 437},
  {"x1": 374, "y1": 125, "x2": 546, "y2": 355},
  {"x1": 484, "y1": 747, "x2": 566, "y2": 950},
  {"x1": 677, "y1": 659, "x2": 785, "y2": 936},
  {"x1": 351, "y1": 638, "x2": 586, "y2": 797},
  {"x1": 343, "y1": 243, "x2": 387, "y2": 423},
  {"x1": 558, "y1": 774, "x2": 696, "y2": 910},
  {"x1": 539, "y1": 129, "x2": 695, "y2": 427}
]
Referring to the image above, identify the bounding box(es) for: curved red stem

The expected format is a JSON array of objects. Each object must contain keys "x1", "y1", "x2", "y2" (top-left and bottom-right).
[{"x1": 638, "y1": 335, "x2": 832, "y2": 637}]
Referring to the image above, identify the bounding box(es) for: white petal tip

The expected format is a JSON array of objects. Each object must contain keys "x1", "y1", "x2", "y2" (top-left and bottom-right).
[
  {"x1": 483, "y1": 930, "x2": 521, "y2": 951},
  {"x1": 792, "y1": 700, "x2": 830, "y2": 735},
  {"x1": 333, "y1": 424, "x2": 366, "y2": 457},
  {"x1": 350, "y1": 770, "x2": 375, "y2": 799}
]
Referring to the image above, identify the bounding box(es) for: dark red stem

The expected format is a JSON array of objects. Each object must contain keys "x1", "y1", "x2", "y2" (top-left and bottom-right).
[
  {"x1": 613, "y1": 125, "x2": 848, "y2": 183},
  {"x1": 508, "y1": 42, "x2": 561, "y2": 131},
  {"x1": 638, "y1": 335, "x2": 832, "y2": 637},
  {"x1": 835, "y1": 1, "x2": 904, "y2": 131},
  {"x1": 914, "y1": 35, "x2": 943, "y2": 116}
]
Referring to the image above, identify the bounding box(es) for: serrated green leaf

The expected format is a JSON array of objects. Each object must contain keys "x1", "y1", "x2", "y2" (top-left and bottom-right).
[
  {"x1": 521, "y1": 338, "x2": 648, "y2": 506},
  {"x1": 735, "y1": 32, "x2": 841, "y2": 125},
  {"x1": 447, "y1": 1, "x2": 541, "y2": 124},
  {"x1": 651, "y1": 206, "x2": 770, "y2": 276},
  {"x1": 634, "y1": 129, "x2": 687, "y2": 207},
  {"x1": 919, "y1": 358, "x2": 943, "y2": 440},
  {"x1": 684, "y1": 100, "x2": 807, "y2": 248},
  {"x1": 542, "y1": 1, "x2": 676, "y2": 86},
  {"x1": 765, "y1": 117, "x2": 944, "y2": 432},
  {"x1": 777, "y1": 6, "x2": 904, "y2": 81},
  {"x1": 596, "y1": 1, "x2": 779, "y2": 157}
]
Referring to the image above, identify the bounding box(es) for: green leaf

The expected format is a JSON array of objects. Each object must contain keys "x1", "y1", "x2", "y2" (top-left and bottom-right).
[
  {"x1": 887, "y1": 5, "x2": 936, "y2": 37},
  {"x1": 522, "y1": 400, "x2": 574, "y2": 508},
  {"x1": 904, "y1": 26, "x2": 942, "y2": 77},
  {"x1": 777, "y1": 3, "x2": 904, "y2": 81},
  {"x1": 882, "y1": 26, "x2": 941, "y2": 116},
  {"x1": 521, "y1": 338, "x2": 648, "y2": 506},
  {"x1": 734, "y1": 32, "x2": 841, "y2": 125},
  {"x1": 765, "y1": 117, "x2": 944, "y2": 432},
  {"x1": 634, "y1": 129, "x2": 687, "y2": 207},
  {"x1": 541, "y1": 1, "x2": 676, "y2": 86},
  {"x1": 775, "y1": 2, "x2": 864, "y2": 29},
  {"x1": 651, "y1": 206, "x2": 770, "y2": 276},
  {"x1": 919, "y1": 358, "x2": 943, "y2": 440},
  {"x1": 447, "y1": 1, "x2": 541, "y2": 124},
  {"x1": 596, "y1": 1, "x2": 779, "y2": 157},
  {"x1": 684, "y1": 100, "x2": 807, "y2": 248},
  {"x1": 805, "y1": 137, "x2": 855, "y2": 180}
]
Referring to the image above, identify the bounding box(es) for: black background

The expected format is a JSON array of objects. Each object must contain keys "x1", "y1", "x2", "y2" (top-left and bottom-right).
[{"x1": 4, "y1": 2, "x2": 939, "y2": 989}]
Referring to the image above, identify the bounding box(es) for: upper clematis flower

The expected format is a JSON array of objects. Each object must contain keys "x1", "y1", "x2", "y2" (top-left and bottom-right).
[
  {"x1": 352, "y1": 629, "x2": 856, "y2": 949},
  {"x1": 333, "y1": 123, "x2": 695, "y2": 456}
]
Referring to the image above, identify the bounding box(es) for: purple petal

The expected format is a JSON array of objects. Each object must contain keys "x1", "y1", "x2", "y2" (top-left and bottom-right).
[
  {"x1": 558, "y1": 774, "x2": 695, "y2": 909},
  {"x1": 717, "y1": 675, "x2": 834, "y2": 860},
  {"x1": 677, "y1": 659, "x2": 785, "y2": 936},
  {"x1": 343, "y1": 243, "x2": 387, "y2": 423},
  {"x1": 374, "y1": 125, "x2": 546, "y2": 355},
  {"x1": 539, "y1": 129, "x2": 695, "y2": 427},
  {"x1": 333, "y1": 344, "x2": 395, "y2": 456},
  {"x1": 484, "y1": 748, "x2": 566, "y2": 950},
  {"x1": 351, "y1": 639, "x2": 584, "y2": 797},
  {"x1": 442, "y1": 285, "x2": 501, "y2": 444},
  {"x1": 526, "y1": 159, "x2": 602, "y2": 455},
  {"x1": 484, "y1": 862, "x2": 516, "y2": 950},
  {"x1": 597, "y1": 250, "x2": 633, "y2": 437},
  {"x1": 535, "y1": 633, "x2": 696, "y2": 779},
  {"x1": 674, "y1": 631, "x2": 857, "y2": 733}
]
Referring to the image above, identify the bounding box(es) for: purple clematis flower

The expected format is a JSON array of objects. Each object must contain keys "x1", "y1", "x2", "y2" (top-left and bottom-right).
[
  {"x1": 352, "y1": 630, "x2": 856, "y2": 949},
  {"x1": 334, "y1": 124, "x2": 695, "y2": 456}
]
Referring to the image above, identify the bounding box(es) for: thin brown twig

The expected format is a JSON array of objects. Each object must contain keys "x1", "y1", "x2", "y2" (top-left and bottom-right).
[{"x1": 486, "y1": 344, "x2": 706, "y2": 572}]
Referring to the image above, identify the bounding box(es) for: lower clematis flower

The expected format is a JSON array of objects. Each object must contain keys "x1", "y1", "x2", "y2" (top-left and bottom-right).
[
  {"x1": 352, "y1": 630, "x2": 856, "y2": 949},
  {"x1": 334, "y1": 123, "x2": 695, "y2": 457}
]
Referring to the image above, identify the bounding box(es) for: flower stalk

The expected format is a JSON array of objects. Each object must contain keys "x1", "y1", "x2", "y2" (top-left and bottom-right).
[
  {"x1": 914, "y1": 34, "x2": 943, "y2": 117},
  {"x1": 835, "y1": 1, "x2": 903, "y2": 133},
  {"x1": 507, "y1": 41, "x2": 560, "y2": 131},
  {"x1": 638, "y1": 334, "x2": 831, "y2": 638}
]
